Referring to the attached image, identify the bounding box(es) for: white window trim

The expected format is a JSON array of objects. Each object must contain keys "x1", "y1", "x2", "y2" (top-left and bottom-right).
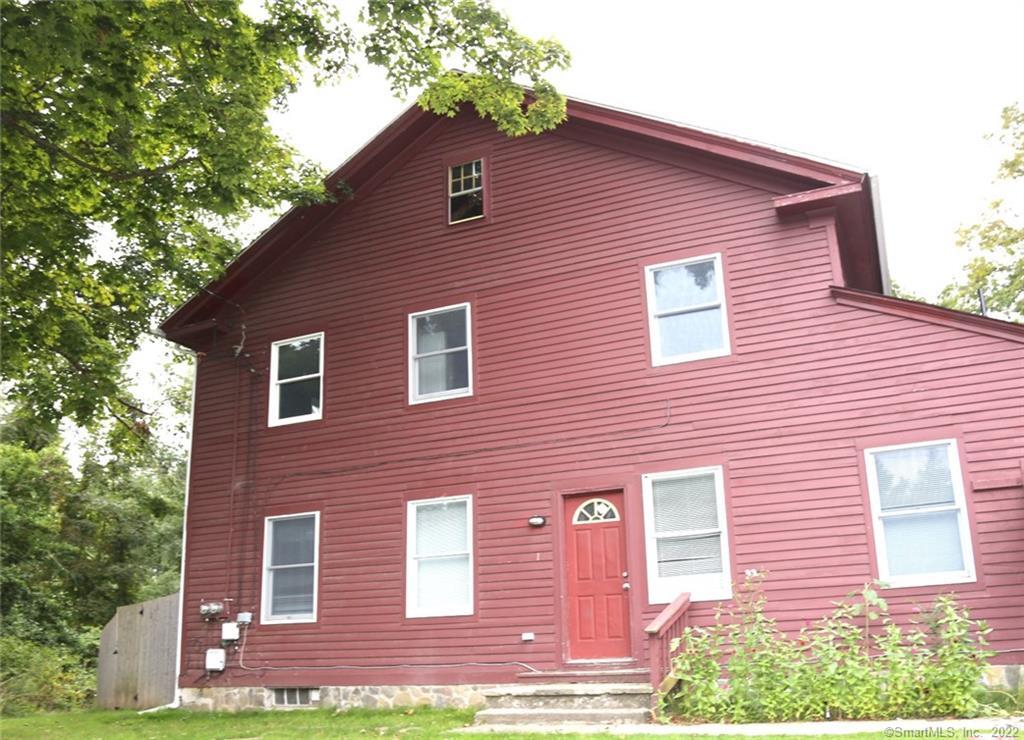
[
  {"x1": 864, "y1": 438, "x2": 976, "y2": 589},
  {"x1": 448, "y1": 159, "x2": 485, "y2": 225},
  {"x1": 642, "y1": 466, "x2": 732, "y2": 604},
  {"x1": 406, "y1": 495, "x2": 474, "y2": 618},
  {"x1": 408, "y1": 303, "x2": 473, "y2": 405},
  {"x1": 261, "y1": 511, "x2": 320, "y2": 625},
  {"x1": 645, "y1": 253, "x2": 731, "y2": 366},
  {"x1": 268, "y1": 332, "x2": 325, "y2": 427}
]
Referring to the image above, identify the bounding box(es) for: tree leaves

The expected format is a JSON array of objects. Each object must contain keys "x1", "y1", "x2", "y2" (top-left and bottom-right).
[
  {"x1": 939, "y1": 103, "x2": 1024, "y2": 321},
  {"x1": 0, "y1": 412, "x2": 186, "y2": 658},
  {"x1": 1, "y1": 0, "x2": 569, "y2": 429}
]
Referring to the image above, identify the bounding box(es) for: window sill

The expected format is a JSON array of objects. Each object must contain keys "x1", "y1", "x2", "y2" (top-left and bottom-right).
[
  {"x1": 648, "y1": 586, "x2": 732, "y2": 606},
  {"x1": 409, "y1": 389, "x2": 473, "y2": 405},
  {"x1": 261, "y1": 616, "x2": 317, "y2": 625},
  {"x1": 405, "y1": 609, "x2": 474, "y2": 620},
  {"x1": 651, "y1": 347, "x2": 732, "y2": 367},
  {"x1": 268, "y1": 413, "x2": 323, "y2": 428},
  {"x1": 878, "y1": 572, "x2": 977, "y2": 590},
  {"x1": 448, "y1": 214, "x2": 486, "y2": 226}
]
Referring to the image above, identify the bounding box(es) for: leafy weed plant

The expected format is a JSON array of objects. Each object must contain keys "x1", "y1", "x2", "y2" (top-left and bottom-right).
[{"x1": 661, "y1": 575, "x2": 995, "y2": 723}]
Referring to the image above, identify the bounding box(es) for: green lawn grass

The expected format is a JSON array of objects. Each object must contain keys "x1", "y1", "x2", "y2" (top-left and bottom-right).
[
  {"x1": 0, "y1": 706, "x2": 925, "y2": 740},
  {"x1": 1, "y1": 706, "x2": 474, "y2": 739}
]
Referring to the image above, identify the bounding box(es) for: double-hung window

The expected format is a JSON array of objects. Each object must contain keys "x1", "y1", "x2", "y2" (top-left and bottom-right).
[
  {"x1": 262, "y1": 512, "x2": 319, "y2": 623},
  {"x1": 408, "y1": 303, "x2": 472, "y2": 403},
  {"x1": 449, "y1": 160, "x2": 484, "y2": 223},
  {"x1": 268, "y1": 332, "x2": 324, "y2": 426},
  {"x1": 642, "y1": 466, "x2": 731, "y2": 603},
  {"x1": 864, "y1": 439, "x2": 975, "y2": 588},
  {"x1": 645, "y1": 253, "x2": 730, "y2": 365},
  {"x1": 406, "y1": 496, "x2": 473, "y2": 618}
]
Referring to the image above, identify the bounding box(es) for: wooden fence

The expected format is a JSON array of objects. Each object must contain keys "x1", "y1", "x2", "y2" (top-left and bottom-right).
[{"x1": 96, "y1": 592, "x2": 179, "y2": 710}]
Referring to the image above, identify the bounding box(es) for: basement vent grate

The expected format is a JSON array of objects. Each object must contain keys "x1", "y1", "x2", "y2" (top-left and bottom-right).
[{"x1": 273, "y1": 687, "x2": 319, "y2": 707}]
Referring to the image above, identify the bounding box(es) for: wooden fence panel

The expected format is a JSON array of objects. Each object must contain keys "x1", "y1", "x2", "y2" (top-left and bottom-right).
[
  {"x1": 96, "y1": 592, "x2": 179, "y2": 710},
  {"x1": 96, "y1": 617, "x2": 118, "y2": 708}
]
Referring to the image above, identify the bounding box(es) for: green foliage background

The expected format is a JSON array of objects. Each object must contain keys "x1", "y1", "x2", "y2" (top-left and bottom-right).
[
  {"x1": 939, "y1": 103, "x2": 1024, "y2": 321},
  {"x1": 0, "y1": 399, "x2": 187, "y2": 714}
]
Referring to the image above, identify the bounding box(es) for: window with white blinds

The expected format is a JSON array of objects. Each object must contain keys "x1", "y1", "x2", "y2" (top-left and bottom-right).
[
  {"x1": 865, "y1": 439, "x2": 975, "y2": 588},
  {"x1": 642, "y1": 466, "x2": 731, "y2": 604},
  {"x1": 406, "y1": 496, "x2": 473, "y2": 617},
  {"x1": 261, "y1": 512, "x2": 319, "y2": 624},
  {"x1": 645, "y1": 253, "x2": 730, "y2": 365}
]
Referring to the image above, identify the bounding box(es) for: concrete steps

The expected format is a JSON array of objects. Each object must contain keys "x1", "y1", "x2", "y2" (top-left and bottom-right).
[
  {"x1": 517, "y1": 667, "x2": 650, "y2": 683},
  {"x1": 475, "y1": 682, "x2": 654, "y2": 726}
]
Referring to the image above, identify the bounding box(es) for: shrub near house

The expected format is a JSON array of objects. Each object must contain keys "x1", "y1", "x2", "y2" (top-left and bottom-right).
[{"x1": 663, "y1": 578, "x2": 995, "y2": 722}]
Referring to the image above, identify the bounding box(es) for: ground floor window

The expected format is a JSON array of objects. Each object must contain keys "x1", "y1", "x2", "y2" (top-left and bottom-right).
[
  {"x1": 642, "y1": 466, "x2": 731, "y2": 603},
  {"x1": 262, "y1": 512, "x2": 319, "y2": 623},
  {"x1": 406, "y1": 495, "x2": 473, "y2": 617},
  {"x1": 864, "y1": 439, "x2": 975, "y2": 588}
]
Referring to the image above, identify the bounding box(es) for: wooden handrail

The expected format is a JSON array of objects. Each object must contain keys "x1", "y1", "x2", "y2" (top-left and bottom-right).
[
  {"x1": 644, "y1": 592, "x2": 691, "y2": 637},
  {"x1": 645, "y1": 592, "x2": 692, "y2": 694}
]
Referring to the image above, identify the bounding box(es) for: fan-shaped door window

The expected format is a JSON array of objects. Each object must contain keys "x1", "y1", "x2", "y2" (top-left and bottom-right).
[{"x1": 572, "y1": 498, "x2": 620, "y2": 524}]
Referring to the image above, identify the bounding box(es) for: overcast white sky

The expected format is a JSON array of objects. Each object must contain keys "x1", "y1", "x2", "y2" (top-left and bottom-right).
[{"x1": 267, "y1": 0, "x2": 1024, "y2": 301}]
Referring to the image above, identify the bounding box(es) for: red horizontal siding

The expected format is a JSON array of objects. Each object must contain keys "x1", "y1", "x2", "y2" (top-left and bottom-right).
[{"x1": 178, "y1": 110, "x2": 1024, "y2": 688}]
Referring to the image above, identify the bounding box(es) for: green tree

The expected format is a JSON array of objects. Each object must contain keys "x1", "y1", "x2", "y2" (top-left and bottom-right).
[
  {"x1": 939, "y1": 103, "x2": 1024, "y2": 321},
  {"x1": 1, "y1": 0, "x2": 569, "y2": 430},
  {"x1": 0, "y1": 426, "x2": 185, "y2": 655}
]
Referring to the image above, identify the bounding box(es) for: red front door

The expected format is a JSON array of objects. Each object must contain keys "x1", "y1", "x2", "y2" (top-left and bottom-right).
[{"x1": 564, "y1": 492, "x2": 631, "y2": 660}]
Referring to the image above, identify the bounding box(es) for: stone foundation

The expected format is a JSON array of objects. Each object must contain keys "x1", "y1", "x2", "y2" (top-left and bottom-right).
[
  {"x1": 180, "y1": 684, "x2": 495, "y2": 711},
  {"x1": 179, "y1": 666, "x2": 1022, "y2": 712},
  {"x1": 181, "y1": 686, "x2": 274, "y2": 711},
  {"x1": 321, "y1": 684, "x2": 492, "y2": 709}
]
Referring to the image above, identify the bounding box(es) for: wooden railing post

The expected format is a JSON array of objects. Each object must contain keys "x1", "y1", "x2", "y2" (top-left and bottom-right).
[{"x1": 643, "y1": 592, "x2": 691, "y2": 692}]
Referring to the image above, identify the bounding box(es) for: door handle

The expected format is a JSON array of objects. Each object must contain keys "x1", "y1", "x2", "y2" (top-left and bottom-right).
[{"x1": 622, "y1": 583, "x2": 631, "y2": 591}]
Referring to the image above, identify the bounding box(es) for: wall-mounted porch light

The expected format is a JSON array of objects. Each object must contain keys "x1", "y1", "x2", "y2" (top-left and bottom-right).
[{"x1": 527, "y1": 515, "x2": 547, "y2": 528}]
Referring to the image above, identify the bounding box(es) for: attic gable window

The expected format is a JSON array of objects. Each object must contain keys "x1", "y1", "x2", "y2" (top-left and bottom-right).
[
  {"x1": 268, "y1": 332, "x2": 324, "y2": 427},
  {"x1": 645, "y1": 253, "x2": 731, "y2": 366},
  {"x1": 449, "y1": 160, "x2": 484, "y2": 223},
  {"x1": 864, "y1": 439, "x2": 976, "y2": 588},
  {"x1": 409, "y1": 303, "x2": 472, "y2": 404}
]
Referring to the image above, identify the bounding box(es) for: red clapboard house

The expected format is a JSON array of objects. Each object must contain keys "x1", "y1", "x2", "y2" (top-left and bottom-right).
[{"x1": 161, "y1": 96, "x2": 1024, "y2": 716}]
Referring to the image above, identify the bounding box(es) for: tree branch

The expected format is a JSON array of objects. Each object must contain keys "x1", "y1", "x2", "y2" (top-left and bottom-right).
[
  {"x1": 116, "y1": 397, "x2": 152, "y2": 416},
  {"x1": 105, "y1": 403, "x2": 151, "y2": 443},
  {"x1": 2, "y1": 112, "x2": 200, "y2": 181}
]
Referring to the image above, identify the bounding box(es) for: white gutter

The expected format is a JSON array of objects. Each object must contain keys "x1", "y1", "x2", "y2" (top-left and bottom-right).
[
  {"x1": 139, "y1": 350, "x2": 198, "y2": 714},
  {"x1": 868, "y1": 175, "x2": 893, "y2": 295}
]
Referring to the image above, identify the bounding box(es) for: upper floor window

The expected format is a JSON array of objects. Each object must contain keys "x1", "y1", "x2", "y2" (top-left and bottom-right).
[
  {"x1": 645, "y1": 253, "x2": 730, "y2": 366},
  {"x1": 449, "y1": 160, "x2": 484, "y2": 223},
  {"x1": 268, "y1": 332, "x2": 324, "y2": 426},
  {"x1": 406, "y1": 495, "x2": 474, "y2": 618},
  {"x1": 642, "y1": 466, "x2": 731, "y2": 604},
  {"x1": 408, "y1": 303, "x2": 472, "y2": 404},
  {"x1": 262, "y1": 512, "x2": 319, "y2": 624},
  {"x1": 864, "y1": 439, "x2": 975, "y2": 588}
]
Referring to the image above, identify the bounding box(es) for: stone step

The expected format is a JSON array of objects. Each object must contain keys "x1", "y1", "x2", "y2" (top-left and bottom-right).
[
  {"x1": 475, "y1": 707, "x2": 652, "y2": 725},
  {"x1": 483, "y1": 682, "x2": 653, "y2": 710},
  {"x1": 517, "y1": 667, "x2": 650, "y2": 683}
]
